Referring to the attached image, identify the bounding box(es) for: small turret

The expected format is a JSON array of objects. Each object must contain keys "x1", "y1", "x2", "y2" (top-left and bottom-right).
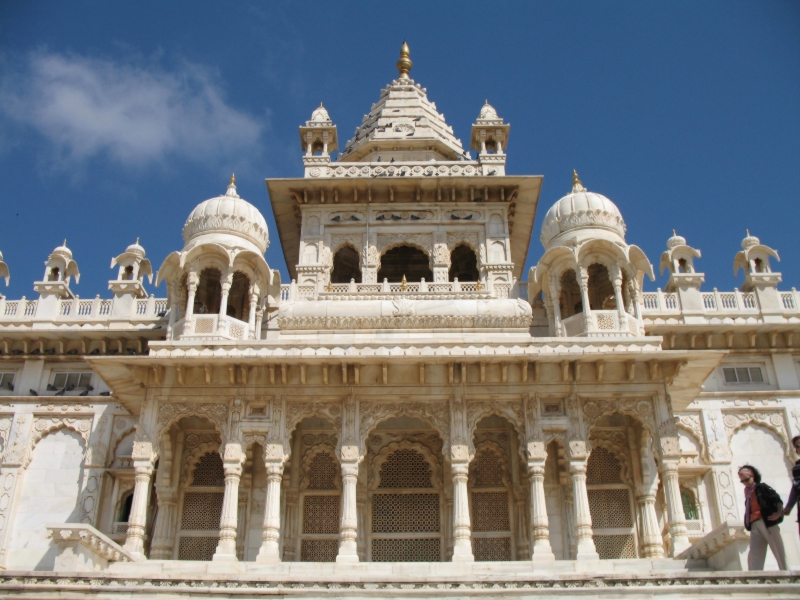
[
  {"x1": 470, "y1": 100, "x2": 510, "y2": 176},
  {"x1": 300, "y1": 103, "x2": 338, "y2": 178},
  {"x1": 734, "y1": 230, "x2": 781, "y2": 291},
  {"x1": 109, "y1": 238, "x2": 153, "y2": 319},
  {"x1": 34, "y1": 240, "x2": 80, "y2": 298},
  {"x1": 660, "y1": 230, "x2": 704, "y2": 292},
  {"x1": 0, "y1": 250, "x2": 9, "y2": 297}
]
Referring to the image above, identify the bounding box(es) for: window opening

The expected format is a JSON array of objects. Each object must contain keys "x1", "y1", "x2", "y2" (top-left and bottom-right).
[
  {"x1": 0, "y1": 372, "x2": 15, "y2": 392},
  {"x1": 177, "y1": 448, "x2": 224, "y2": 561},
  {"x1": 226, "y1": 271, "x2": 250, "y2": 320},
  {"x1": 470, "y1": 448, "x2": 512, "y2": 561},
  {"x1": 299, "y1": 451, "x2": 341, "y2": 562},
  {"x1": 722, "y1": 366, "x2": 764, "y2": 384},
  {"x1": 586, "y1": 446, "x2": 637, "y2": 559},
  {"x1": 681, "y1": 489, "x2": 699, "y2": 520},
  {"x1": 449, "y1": 244, "x2": 479, "y2": 282},
  {"x1": 52, "y1": 372, "x2": 92, "y2": 391},
  {"x1": 377, "y1": 245, "x2": 432, "y2": 283},
  {"x1": 194, "y1": 268, "x2": 222, "y2": 315},
  {"x1": 370, "y1": 447, "x2": 441, "y2": 562},
  {"x1": 559, "y1": 269, "x2": 581, "y2": 317},
  {"x1": 330, "y1": 245, "x2": 362, "y2": 284}
]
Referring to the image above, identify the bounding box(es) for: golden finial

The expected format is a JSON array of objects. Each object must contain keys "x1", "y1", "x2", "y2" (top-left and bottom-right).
[
  {"x1": 327, "y1": 280, "x2": 333, "y2": 292},
  {"x1": 396, "y1": 41, "x2": 412, "y2": 79},
  {"x1": 572, "y1": 169, "x2": 582, "y2": 187},
  {"x1": 401, "y1": 274, "x2": 408, "y2": 291},
  {"x1": 229, "y1": 173, "x2": 236, "y2": 186},
  {"x1": 476, "y1": 280, "x2": 483, "y2": 291}
]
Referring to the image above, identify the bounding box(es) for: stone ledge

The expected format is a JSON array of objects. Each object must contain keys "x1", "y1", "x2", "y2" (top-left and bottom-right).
[
  {"x1": 1, "y1": 571, "x2": 798, "y2": 598},
  {"x1": 676, "y1": 520, "x2": 750, "y2": 571}
]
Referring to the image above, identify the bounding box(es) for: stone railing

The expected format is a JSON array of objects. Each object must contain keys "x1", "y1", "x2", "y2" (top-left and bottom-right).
[
  {"x1": 280, "y1": 279, "x2": 525, "y2": 302},
  {"x1": 642, "y1": 288, "x2": 800, "y2": 316},
  {"x1": 675, "y1": 520, "x2": 749, "y2": 571},
  {"x1": 172, "y1": 314, "x2": 250, "y2": 341},
  {"x1": 325, "y1": 161, "x2": 483, "y2": 179},
  {"x1": 47, "y1": 523, "x2": 139, "y2": 572},
  {"x1": 561, "y1": 310, "x2": 641, "y2": 338},
  {"x1": 0, "y1": 295, "x2": 168, "y2": 322}
]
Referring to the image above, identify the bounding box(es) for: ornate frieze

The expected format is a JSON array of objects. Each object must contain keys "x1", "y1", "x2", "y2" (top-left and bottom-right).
[
  {"x1": 156, "y1": 403, "x2": 228, "y2": 441},
  {"x1": 722, "y1": 411, "x2": 791, "y2": 455},
  {"x1": 279, "y1": 314, "x2": 532, "y2": 330},
  {"x1": 359, "y1": 401, "x2": 449, "y2": 455}
]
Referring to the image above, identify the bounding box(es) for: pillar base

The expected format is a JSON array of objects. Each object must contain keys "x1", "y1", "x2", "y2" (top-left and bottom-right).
[
  {"x1": 575, "y1": 551, "x2": 600, "y2": 561},
  {"x1": 670, "y1": 534, "x2": 691, "y2": 557},
  {"x1": 451, "y1": 544, "x2": 475, "y2": 563},
  {"x1": 335, "y1": 553, "x2": 360, "y2": 563},
  {"x1": 212, "y1": 552, "x2": 238, "y2": 562},
  {"x1": 256, "y1": 543, "x2": 281, "y2": 564}
]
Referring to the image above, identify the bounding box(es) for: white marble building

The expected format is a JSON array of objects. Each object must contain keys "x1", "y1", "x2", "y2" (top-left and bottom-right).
[{"x1": 0, "y1": 44, "x2": 797, "y2": 597}]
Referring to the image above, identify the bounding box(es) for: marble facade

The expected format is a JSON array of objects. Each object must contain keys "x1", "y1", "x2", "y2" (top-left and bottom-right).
[{"x1": 0, "y1": 43, "x2": 798, "y2": 597}]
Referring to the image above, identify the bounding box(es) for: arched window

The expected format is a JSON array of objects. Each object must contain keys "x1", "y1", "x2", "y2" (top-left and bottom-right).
[
  {"x1": 559, "y1": 269, "x2": 582, "y2": 317},
  {"x1": 377, "y1": 245, "x2": 432, "y2": 283},
  {"x1": 469, "y1": 447, "x2": 512, "y2": 561},
  {"x1": 331, "y1": 246, "x2": 362, "y2": 283},
  {"x1": 586, "y1": 447, "x2": 637, "y2": 559},
  {"x1": 681, "y1": 488, "x2": 699, "y2": 520},
  {"x1": 226, "y1": 272, "x2": 250, "y2": 320},
  {"x1": 299, "y1": 451, "x2": 341, "y2": 562},
  {"x1": 449, "y1": 245, "x2": 479, "y2": 282},
  {"x1": 177, "y1": 450, "x2": 224, "y2": 561},
  {"x1": 587, "y1": 263, "x2": 614, "y2": 310},
  {"x1": 123, "y1": 265, "x2": 134, "y2": 280},
  {"x1": 371, "y1": 447, "x2": 441, "y2": 562},
  {"x1": 194, "y1": 268, "x2": 222, "y2": 315}
]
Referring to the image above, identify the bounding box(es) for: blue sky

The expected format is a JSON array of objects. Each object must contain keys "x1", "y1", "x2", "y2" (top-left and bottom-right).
[{"x1": 0, "y1": 1, "x2": 798, "y2": 298}]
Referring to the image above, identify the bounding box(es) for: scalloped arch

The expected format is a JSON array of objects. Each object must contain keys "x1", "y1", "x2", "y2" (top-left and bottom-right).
[
  {"x1": 300, "y1": 443, "x2": 341, "y2": 491},
  {"x1": 369, "y1": 439, "x2": 443, "y2": 491},
  {"x1": 469, "y1": 440, "x2": 512, "y2": 488}
]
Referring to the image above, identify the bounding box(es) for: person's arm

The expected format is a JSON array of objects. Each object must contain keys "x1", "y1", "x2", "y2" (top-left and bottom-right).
[
  {"x1": 784, "y1": 484, "x2": 798, "y2": 516},
  {"x1": 765, "y1": 484, "x2": 784, "y2": 521}
]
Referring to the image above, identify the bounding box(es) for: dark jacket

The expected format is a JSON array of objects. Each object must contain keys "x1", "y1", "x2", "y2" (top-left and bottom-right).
[
  {"x1": 744, "y1": 482, "x2": 784, "y2": 531},
  {"x1": 786, "y1": 459, "x2": 800, "y2": 523}
]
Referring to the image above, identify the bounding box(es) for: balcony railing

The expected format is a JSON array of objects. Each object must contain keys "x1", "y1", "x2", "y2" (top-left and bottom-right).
[
  {"x1": 0, "y1": 294, "x2": 168, "y2": 322},
  {"x1": 641, "y1": 287, "x2": 800, "y2": 316},
  {"x1": 561, "y1": 310, "x2": 641, "y2": 338},
  {"x1": 172, "y1": 314, "x2": 251, "y2": 341},
  {"x1": 279, "y1": 279, "x2": 525, "y2": 301}
]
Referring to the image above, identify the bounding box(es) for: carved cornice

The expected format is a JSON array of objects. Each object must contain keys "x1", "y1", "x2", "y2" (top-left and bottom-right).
[{"x1": 278, "y1": 315, "x2": 532, "y2": 330}]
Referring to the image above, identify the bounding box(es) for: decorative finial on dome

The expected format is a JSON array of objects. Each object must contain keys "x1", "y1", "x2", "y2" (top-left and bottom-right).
[
  {"x1": 225, "y1": 173, "x2": 239, "y2": 198},
  {"x1": 746, "y1": 229, "x2": 750, "y2": 237},
  {"x1": 571, "y1": 170, "x2": 586, "y2": 192},
  {"x1": 230, "y1": 173, "x2": 236, "y2": 186},
  {"x1": 673, "y1": 229, "x2": 677, "y2": 237},
  {"x1": 397, "y1": 41, "x2": 412, "y2": 79},
  {"x1": 135, "y1": 237, "x2": 140, "y2": 245},
  {"x1": 63, "y1": 239, "x2": 67, "y2": 247}
]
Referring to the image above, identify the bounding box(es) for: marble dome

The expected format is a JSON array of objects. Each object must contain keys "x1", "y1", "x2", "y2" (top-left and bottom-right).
[
  {"x1": 125, "y1": 239, "x2": 146, "y2": 258},
  {"x1": 540, "y1": 173, "x2": 626, "y2": 248},
  {"x1": 310, "y1": 103, "x2": 331, "y2": 123},
  {"x1": 478, "y1": 101, "x2": 499, "y2": 120},
  {"x1": 182, "y1": 179, "x2": 269, "y2": 254}
]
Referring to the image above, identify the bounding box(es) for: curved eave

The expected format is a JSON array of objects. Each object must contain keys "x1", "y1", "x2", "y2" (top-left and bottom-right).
[{"x1": 266, "y1": 174, "x2": 542, "y2": 282}]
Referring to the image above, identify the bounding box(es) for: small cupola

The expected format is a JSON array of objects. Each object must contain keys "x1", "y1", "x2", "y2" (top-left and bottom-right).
[
  {"x1": 34, "y1": 240, "x2": 80, "y2": 299},
  {"x1": 734, "y1": 230, "x2": 781, "y2": 291},
  {"x1": 300, "y1": 103, "x2": 338, "y2": 178},
  {"x1": 0, "y1": 250, "x2": 9, "y2": 297},
  {"x1": 659, "y1": 231, "x2": 704, "y2": 291},
  {"x1": 470, "y1": 100, "x2": 510, "y2": 176},
  {"x1": 109, "y1": 238, "x2": 153, "y2": 299}
]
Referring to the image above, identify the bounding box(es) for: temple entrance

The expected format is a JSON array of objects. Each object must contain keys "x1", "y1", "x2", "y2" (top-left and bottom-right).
[{"x1": 377, "y1": 246, "x2": 432, "y2": 283}]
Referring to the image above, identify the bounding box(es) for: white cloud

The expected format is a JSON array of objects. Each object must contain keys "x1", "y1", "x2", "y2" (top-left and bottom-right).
[{"x1": 0, "y1": 52, "x2": 264, "y2": 166}]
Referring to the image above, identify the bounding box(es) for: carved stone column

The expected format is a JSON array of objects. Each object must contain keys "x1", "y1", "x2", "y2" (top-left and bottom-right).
[
  {"x1": 577, "y1": 266, "x2": 592, "y2": 332},
  {"x1": 661, "y1": 459, "x2": 690, "y2": 555},
  {"x1": 256, "y1": 450, "x2": 285, "y2": 563},
  {"x1": 361, "y1": 236, "x2": 379, "y2": 284},
  {"x1": 450, "y1": 448, "x2": 474, "y2": 562},
  {"x1": 217, "y1": 269, "x2": 233, "y2": 333},
  {"x1": 236, "y1": 475, "x2": 250, "y2": 560},
  {"x1": 568, "y1": 456, "x2": 599, "y2": 560},
  {"x1": 636, "y1": 488, "x2": 665, "y2": 558},
  {"x1": 213, "y1": 445, "x2": 244, "y2": 562},
  {"x1": 149, "y1": 486, "x2": 178, "y2": 559},
  {"x1": 548, "y1": 277, "x2": 562, "y2": 336},
  {"x1": 337, "y1": 458, "x2": 360, "y2": 562},
  {"x1": 183, "y1": 271, "x2": 199, "y2": 335},
  {"x1": 527, "y1": 454, "x2": 555, "y2": 562},
  {"x1": 431, "y1": 233, "x2": 451, "y2": 283},
  {"x1": 610, "y1": 265, "x2": 626, "y2": 318},
  {"x1": 247, "y1": 292, "x2": 258, "y2": 338},
  {"x1": 123, "y1": 455, "x2": 155, "y2": 559}
]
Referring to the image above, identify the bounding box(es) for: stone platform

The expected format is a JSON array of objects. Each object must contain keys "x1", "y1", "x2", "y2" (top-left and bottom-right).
[{"x1": 2, "y1": 562, "x2": 798, "y2": 599}]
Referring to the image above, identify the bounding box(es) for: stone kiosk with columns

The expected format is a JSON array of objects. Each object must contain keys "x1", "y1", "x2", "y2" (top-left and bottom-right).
[{"x1": 0, "y1": 44, "x2": 798, "y2": 598}]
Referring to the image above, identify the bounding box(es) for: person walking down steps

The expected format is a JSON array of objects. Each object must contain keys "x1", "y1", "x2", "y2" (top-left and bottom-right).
[
  {"x1": 738, "y1": 465, "x2": 787, "y2": 570},
  {"x1": 783, "y1": 435, "x2": 800, "y2": 539}
]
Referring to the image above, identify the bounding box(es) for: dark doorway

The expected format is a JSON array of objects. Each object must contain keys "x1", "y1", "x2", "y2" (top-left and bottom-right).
[
  {"x1": 449, "y1": 245, "x2": 479, "y2": 281},
  {"x1": 377, "y1": 245, "x2": 432, "y2": 282},
  {"x1": 331, "y1": 246, "x2": 362, "y2": 283}
]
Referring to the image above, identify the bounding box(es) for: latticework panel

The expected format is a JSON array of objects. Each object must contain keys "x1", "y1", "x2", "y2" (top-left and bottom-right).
[
  {"x1": 177, "y1": 536, "x2": 218, "y2": 561},
  {"x1": 378, "y1": 449, "x2": 432, "y2": 488},
  {"x1": 371, "y1": 538, "x2": 440, "y2": 562},
  {"x1": 300, "y1": 539, "x2": 339, "y2": 562},
  {"x1": 308, "y1": 453, "x2": 337, "y2": 490},
  {"x1": 588, "y1": 489, "x2": 633, "y2": 528},
  {"x1": 191, "y1": 452, "x2": 225, "y2": 486},
  {"x1": 594, "y1": 534, "x2": 637, "y2": 559},
  {"x1": 302, "y1": 495, "x2": 340, "y2": 534},
  {"x1": 194, "y1": 316, "x2": 215, "y2": 334},
  {"x1": 586, "y1": 447, "x2": 623, "y2": 484},
  {"x1": 181, "y1": 492, "x2": 224, "y2": 529},
  {"x1": 372, "y1": 493, "x2": 439, "y2": 533},
  {"x1": 474, "y1": 537, "x2": 511, "y2": 561},
  {"x1": 471, "y1": 450, "x2": 504, "y2": 488},
  {"x1": 471, "y1": 492, "x2": 510, "y2": 532},
  {"x1": 595, "y1": 313, "x2": 616, "y2": 330}
]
